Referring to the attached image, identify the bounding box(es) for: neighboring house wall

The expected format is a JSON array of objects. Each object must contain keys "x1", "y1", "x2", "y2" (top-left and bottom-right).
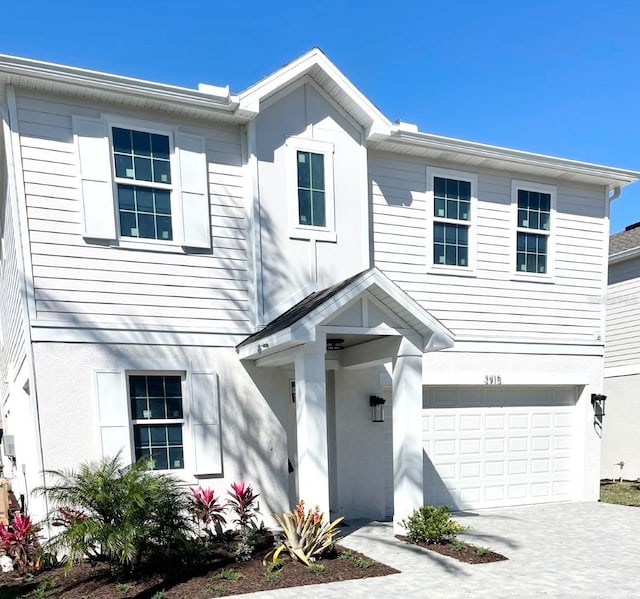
[
  {"x1": 14, "y1": 93, "x2": 250, "y2": 337},
  {"x1": 254, "y1": 83, "x2": 369, "y2": 321},
  {"x1": 370, "y1": 151, "x2": 607, "y2": 342},
  {"x1": 605, "y1": 255, "x2": 640, "y2": 369},
  {"x1": 603, "y1": 253, "x2": 640, "y2": 479},
  {"x1": 602, "y1": 373, "x2": 640, "y2": 480}
]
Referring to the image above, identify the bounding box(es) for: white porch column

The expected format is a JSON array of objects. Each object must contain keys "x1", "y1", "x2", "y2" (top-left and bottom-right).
[
  {"x1": 392, "y1": 336, "x2": 424, "y2": 534},
  {"x1": 294, "y1": 334, "x2": 330, "y2": 516}
]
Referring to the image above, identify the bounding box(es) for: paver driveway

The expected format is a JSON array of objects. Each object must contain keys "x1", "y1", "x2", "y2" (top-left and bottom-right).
[{"x1": 236, "y1": 502, "x2": 640, "y2": 598}]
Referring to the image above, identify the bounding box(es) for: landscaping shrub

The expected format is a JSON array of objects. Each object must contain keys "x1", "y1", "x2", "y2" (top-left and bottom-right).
[
  {"x1": 264, "y1": 500, "x2": 343, "y2": 567},
  {"x1": 188, "y1": 486, "x2": 227, "y2": 538},
  {"x1": 0, "y1": 512, "x2": 41, "y2": 573},
  {"x1": 401, "y1": 505, "x2": 467, "y2": 545},
  {"x1": 227, "y1": 481, "x2": 260, "y2": 528},
  {"x1": 41, "y1": 453, "x2": 192, "y2": 574}
]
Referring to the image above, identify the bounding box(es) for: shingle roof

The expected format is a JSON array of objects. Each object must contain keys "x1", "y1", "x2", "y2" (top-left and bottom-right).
[
  {"x1": 236, "y1": 269, "x2": 369, "y2": 349},
  {"x1": 610, "y1": 222, "x2": 640, "y2": 255}
]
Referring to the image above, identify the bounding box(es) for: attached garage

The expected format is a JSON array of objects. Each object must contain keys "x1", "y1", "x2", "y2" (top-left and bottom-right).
[{"x1": 422, "y1": 386, "x2": 578, "y2": 510}]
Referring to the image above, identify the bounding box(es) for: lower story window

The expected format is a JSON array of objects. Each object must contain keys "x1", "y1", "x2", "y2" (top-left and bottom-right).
[
  {"x1": 517, "y1": 232, "x2": 547, "y2": 274},
  {"x1": 129, "y1": 374, "x2": 184, "y2": 470}
]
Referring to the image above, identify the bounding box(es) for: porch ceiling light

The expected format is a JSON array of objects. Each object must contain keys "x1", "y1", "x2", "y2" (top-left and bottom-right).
[
  {"x1": 370, "y1": 395, "x2": 386, "y2": 423},
  {"x1": 327, "y1": 338, "x2": 345, "y2": 351}
]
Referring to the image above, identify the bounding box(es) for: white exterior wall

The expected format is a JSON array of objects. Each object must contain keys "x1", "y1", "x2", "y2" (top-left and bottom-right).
[
  {"x1": 31, "y1": 342, "x2": 291, "y2": 524},
  {"x1": 14, "y1": 93, "x2": 250, "y2": 337},
  {"x1": 0, "y1": 181, "x2": 27, "y2": 397},
  {"x1": 370, "y1": 151, "x2": 607, "y2": 343},
  {"x1": 602, "y1": 373, "x2": 640, "y2": 480},
  {"x1": 605, "y1": 255, "x2": 640, "y2": 370},
  {"x1": 254, "y1": 83, "x2": 369, "y2": 320}
]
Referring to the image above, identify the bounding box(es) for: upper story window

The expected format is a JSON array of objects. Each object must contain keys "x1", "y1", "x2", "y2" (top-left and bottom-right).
[
  {"x1": 427, "y1": 168, "x2": 477, "y2": 274},
  {"x1": 512, "y1": 180, "x2": 556, "y2": 278},
  {"x1": 129, "y1": 374, "x2": 184, "y2": 471},
  {"x1": 73, "y1": 115, "x2": 211, "y2": 250},
  {"x1": 297, "y1": 151, "x2": 325, "y2": 227},
  {"x1": 287, "y1": 137, "x2": 336, "y2": 242},
  {"x1": 112, "y1": 127, "x2": 174, "y2": 241}
]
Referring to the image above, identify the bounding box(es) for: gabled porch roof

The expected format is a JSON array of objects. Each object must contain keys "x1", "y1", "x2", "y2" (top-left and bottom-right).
[{"x1": 236, "y1": 267, "x2": 454, "y2": 361}]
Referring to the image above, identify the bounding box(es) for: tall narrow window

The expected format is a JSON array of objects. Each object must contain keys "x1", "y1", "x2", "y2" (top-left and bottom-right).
[
  {"x1": 297, "y1": 151, "x2": 325, "y2": 227},
  {"x1": 516, "y1": 188, "x2": 551, "y2": 274},
  {"x1": 129, "y1": 374, "x2": 184, "y2": 470},
  {"x1": 112, "y1": 127, "x2": 173, "y2": 241},
  {"x1": 433, "y1": 176, "x2": 471, "y2": 267}
]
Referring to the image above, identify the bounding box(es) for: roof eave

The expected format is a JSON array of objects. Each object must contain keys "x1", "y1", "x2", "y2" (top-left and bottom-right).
[
  {"x1": 0, "y1": 54, "x2": 239, "y2": 118},
  {"x1": 609, "y1": 245, "x2": 640, "y2": 264},
  {"x1": 384, "y1": 130, "x2": 640, "y2": 188}
]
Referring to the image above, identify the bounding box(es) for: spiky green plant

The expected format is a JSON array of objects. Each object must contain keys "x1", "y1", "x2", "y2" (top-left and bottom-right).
[
  {"x1": 264, "y1": 500, "x2": 343, "y2": 567},
  {"x1": 39, "y1": 453, "x2": 192, "y2": 574}
]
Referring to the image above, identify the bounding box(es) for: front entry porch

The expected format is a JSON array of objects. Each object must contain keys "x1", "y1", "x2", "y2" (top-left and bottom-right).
[{"x1": 237, "y1": 268, "x2": 453, "y2": 531}]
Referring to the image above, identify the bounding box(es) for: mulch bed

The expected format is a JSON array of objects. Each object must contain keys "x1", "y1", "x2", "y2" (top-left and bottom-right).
[
  {"x1": 0, "y1": 546, "x2": 398, "y2": 598},
  {"x1": 395, "y1": 535, "x2": 507, "y2": 564}
]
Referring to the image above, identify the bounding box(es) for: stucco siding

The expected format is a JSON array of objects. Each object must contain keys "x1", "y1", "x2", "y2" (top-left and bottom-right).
[
  {"x1": 370, "y1": 151, "x2": 606, "y2": 341},
  {"x1": 602, "y1": 373, "x2": 640, "y2": 479},
  {"x1": 15, "y1": 92, "x2": 250, "y2": 335}
]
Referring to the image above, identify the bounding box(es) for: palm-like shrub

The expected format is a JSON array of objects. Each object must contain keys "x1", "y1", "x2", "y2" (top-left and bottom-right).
[
  {"x1": 227, "y1": 481, "x2": 260, "y2": 528},
  {"x1": 41, "y1": 454, "x2": 191, "y2": 574}
]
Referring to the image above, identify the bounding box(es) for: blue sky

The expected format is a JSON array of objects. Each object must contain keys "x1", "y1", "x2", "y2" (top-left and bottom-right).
[{"x1": 2, "y1": 0, "x2": 639, "y2": 232}]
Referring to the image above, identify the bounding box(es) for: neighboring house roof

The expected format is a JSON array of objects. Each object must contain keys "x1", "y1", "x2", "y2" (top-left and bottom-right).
[
  {"x1": 236, "y1": 267, "x2": 455, "y2": 359},
  {"x1": 1, "y1": 49, "x2": 639, "y2": 188},
  {"x1": 610, "y1": 223, "x2": 640, "y2": 255}
]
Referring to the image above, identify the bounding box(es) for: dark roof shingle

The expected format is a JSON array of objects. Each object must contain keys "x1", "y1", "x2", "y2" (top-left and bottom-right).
[{"x1": 610, "y1": 222, "x2": 640, "y2": 255}]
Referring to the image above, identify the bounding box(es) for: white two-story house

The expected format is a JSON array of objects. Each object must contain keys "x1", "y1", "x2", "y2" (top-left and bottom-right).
[{"x1": 1, "y1": 49, "x2": 637, "y2": 530}]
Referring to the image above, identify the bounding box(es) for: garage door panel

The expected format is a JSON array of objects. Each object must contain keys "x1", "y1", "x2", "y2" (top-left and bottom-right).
[{"x1": 423, "y1": 386, "x2": 576, "y2": 509}]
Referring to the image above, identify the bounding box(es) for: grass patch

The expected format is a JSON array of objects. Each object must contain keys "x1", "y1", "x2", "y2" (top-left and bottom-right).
[
  {"x1": 308, "y1": 563, "x2": 326, "y2": 574},
  {"x1": 600, "y1": 481, "x2": 640, "y2": 506}
]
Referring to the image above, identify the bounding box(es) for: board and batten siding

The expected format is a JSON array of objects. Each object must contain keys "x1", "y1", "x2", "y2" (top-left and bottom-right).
[
  {"x1": 0, "y1": 189, "x2": 27, "y2": 396},
  {"x1": 605, "y1": 255, "x2": 640, "y2": 369},
  {"x1": 369, "y1": 151, "x2": 606, "y2": 341},
  {"x1": 14, "y1": 93, "x2": 250, "y2": 334}
]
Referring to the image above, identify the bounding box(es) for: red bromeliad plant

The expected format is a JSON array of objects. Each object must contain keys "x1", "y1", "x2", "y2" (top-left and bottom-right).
[
  {"x1": 188, "y1": 486, "x2": 226, "y2": 537},
  {"x1": 0, "y1": 513, "x2": 41, "y2": 573},
  {"x1": 227, "y1": 481, "x2": 259, "y2": 528}
]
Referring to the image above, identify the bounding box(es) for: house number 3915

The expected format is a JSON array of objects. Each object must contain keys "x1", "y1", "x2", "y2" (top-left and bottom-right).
[{"x1": 484, "y1": 375, "x2": 502, "y2": 385}]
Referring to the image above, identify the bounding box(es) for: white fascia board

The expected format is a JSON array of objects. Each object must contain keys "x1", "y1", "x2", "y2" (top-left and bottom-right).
[
  {"x1": 609, "y1": 245, "x2": 640, "y2": 265},
  {"x1": 0, "y1": 54, "x2": 238, "y2": 115},
  {"x1": 236, "y1": 329, "x2": 311, "y2": 360},
  {"x1": 291, "y1": 269, "x2": 455, "y2": 351},
  {"x1": 238, "y1": 48, "x2": 391, "y2": 134},
  {"x1": 425, "y1": 370, "x2": 591, "y2": 386},
  {"x1": 387, "y1": 130, "x2": 640, "y2": 188}
]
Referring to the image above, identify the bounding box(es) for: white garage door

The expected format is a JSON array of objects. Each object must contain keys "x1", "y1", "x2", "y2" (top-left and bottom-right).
[{"x1": 423, "y1": 386, "x2": 577, "y2": 510}]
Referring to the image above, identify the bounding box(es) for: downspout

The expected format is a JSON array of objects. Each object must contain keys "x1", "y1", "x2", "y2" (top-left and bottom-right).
[{"x1": 1, "y1": 93, "x2": 49, "y2": 521}]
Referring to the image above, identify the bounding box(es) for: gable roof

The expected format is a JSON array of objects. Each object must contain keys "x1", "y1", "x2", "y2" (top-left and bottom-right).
[
  {"x1": 236, "y1": 267, "x2": 454, "y2": 359},
  {"x1": 238, "y1": 48, "x2": 391, "y2": 137}
]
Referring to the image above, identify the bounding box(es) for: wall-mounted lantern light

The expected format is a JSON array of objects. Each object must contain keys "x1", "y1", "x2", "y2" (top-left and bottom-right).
[
  {"x1": 369, "y1": 395, "x2": 386, "y2": 423},
  {"x1": 591, "y1": 393, "x2": 607, "y2": 417}
]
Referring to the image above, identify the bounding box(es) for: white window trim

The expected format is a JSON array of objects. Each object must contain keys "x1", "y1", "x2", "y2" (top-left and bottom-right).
[
  {"x1": 426, "y1": 166, "x2": 478, "y2": 276},
  {"x1": 286, "y1": 136, "x2": 336, "y2": 242},
  {"x1": 511, "y1": 179, "x2": 557, "y2": 282},
  {"x1": 104, "y1": 114, "x2": 183, "y2": 251},
  {"x1": 126, "y1": 370, "x2": 190, "y2": 473}
]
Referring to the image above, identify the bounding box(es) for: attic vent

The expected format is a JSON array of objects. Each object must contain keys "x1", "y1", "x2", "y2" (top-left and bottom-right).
[{"x1": 624, "y1": 221, "x2": 640, "y2": 232}]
